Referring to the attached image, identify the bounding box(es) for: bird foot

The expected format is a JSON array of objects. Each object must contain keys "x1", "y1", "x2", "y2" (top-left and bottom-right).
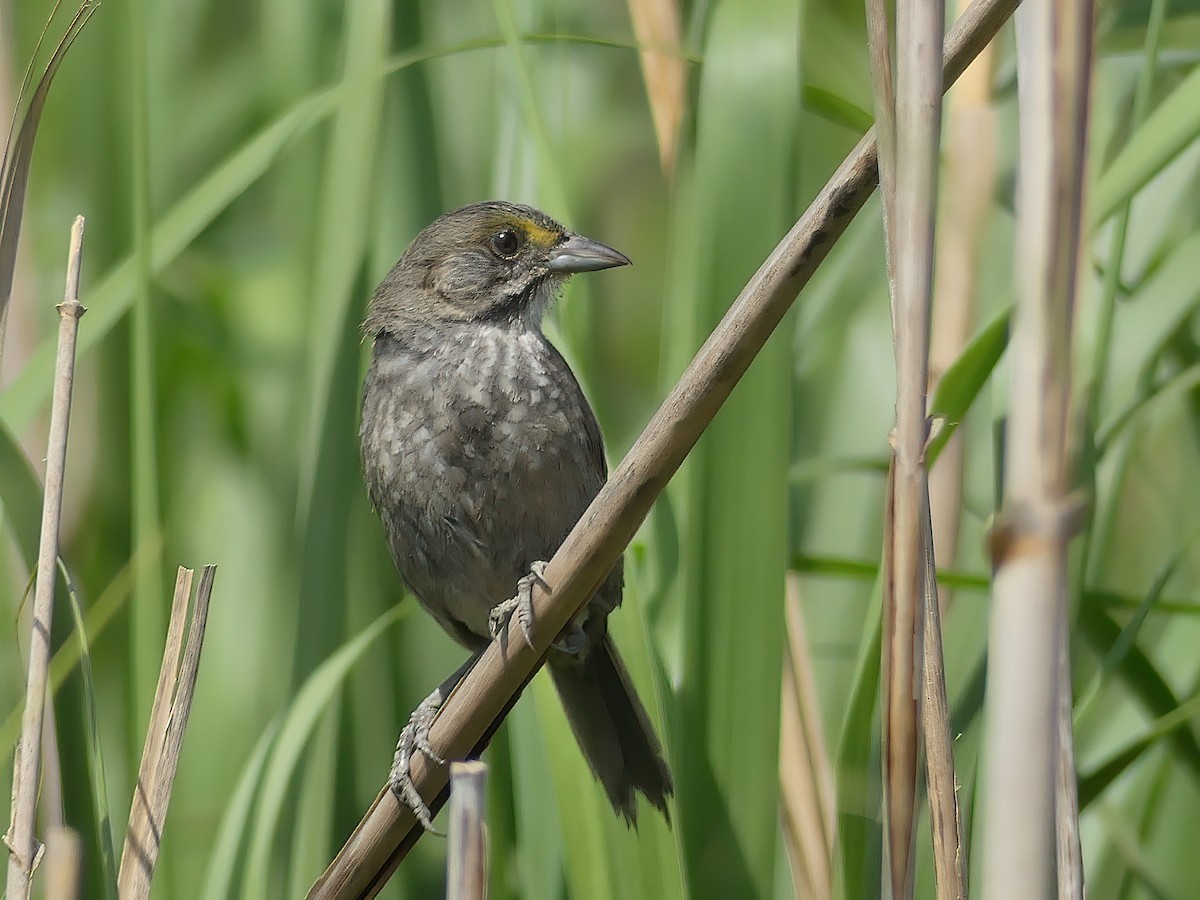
[
  {"x1": 389, "y1": 693, "x2": 446, "y2": 832},
  {"x1": 489, "y1": 560, "x2": 550, "y2": 648}
]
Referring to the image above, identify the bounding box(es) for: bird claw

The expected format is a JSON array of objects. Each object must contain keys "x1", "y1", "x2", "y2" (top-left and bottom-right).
[
  {"x1": 389, "y1": 698, "x2": 445, "y2": 832},
  {"x1": 489, "y1": 561, "x2": 550, "y2": 648}
]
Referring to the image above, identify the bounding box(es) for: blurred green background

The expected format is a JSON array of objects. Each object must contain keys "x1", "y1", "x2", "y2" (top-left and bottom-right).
[{"x1": 1, "y1": 0, "x2": 1199, "y2": 897}]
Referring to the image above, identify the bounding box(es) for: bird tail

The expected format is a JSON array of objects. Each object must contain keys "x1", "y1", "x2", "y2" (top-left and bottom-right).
[{"x1": 548, "y1": 636, "x2": 673, "y2": 825}]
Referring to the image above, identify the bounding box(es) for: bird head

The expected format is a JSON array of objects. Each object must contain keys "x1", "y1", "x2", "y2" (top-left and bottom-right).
[{"x1": 364, "y1": 201, "x2": 630, "y2": 334}]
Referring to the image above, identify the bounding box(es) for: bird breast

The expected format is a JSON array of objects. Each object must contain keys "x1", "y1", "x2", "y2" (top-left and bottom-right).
[{"x1": 360, "y1": 323, "x2": 603, "y2": 634}]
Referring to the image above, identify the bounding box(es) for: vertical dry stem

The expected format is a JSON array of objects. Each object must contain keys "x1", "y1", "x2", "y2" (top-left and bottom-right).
[
  {"x1": 921, "y1": 511, "x2": 966, "y2": 900},
  {"x1": 928, "y1": 0, "x2": 997, "y2": 610},
  {"x1": 627, "y1": 0, "x2": 686, "y2": 179},
  {"x1": 447, "y1": 761, "x2": 488, "y2": 900},
  {"x1": 980, "y1": 1, "x2": 1092, "y2": 898},
  {"x1": 42, "y1": 826, "x2": 81, "y2": 900},
  {"x1": 877, "y1": 0, "x2": 946, "y2": 896},
  {"x1": 4, "y1": 216, "x2": 85, "y2": 900},
  {"x1": 779, "y1": 576, "x2": 835, "y2": 900}
]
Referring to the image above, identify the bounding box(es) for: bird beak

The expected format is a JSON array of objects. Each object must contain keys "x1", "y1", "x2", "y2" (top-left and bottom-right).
[{"x1": 546, "y1": 234, "x2": 632, "y2": 273}]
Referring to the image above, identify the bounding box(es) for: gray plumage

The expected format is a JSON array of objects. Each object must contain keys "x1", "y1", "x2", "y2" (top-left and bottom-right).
[{"x1": 359, "y1": 201, "x2": 672, "y2": 823}]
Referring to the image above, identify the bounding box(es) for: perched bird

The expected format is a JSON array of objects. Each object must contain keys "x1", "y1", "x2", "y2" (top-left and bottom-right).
[{"x1": 359, "y1": 201, "x2": 673, "y2": 826}]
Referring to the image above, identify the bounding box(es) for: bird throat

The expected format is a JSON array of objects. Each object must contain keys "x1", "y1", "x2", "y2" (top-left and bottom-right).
[{"x1": 481, "y1": 273, "x2": 559, "y2": 329}]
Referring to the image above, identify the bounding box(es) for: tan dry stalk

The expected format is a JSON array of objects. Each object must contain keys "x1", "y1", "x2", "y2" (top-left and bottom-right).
[
  {"x1": 627, "y1": 0, "x2": 686, "y2": 179},
  {"x1": 778, "y1": 576, "x2": 835, "y2": 900},
  {"x1": 117, "y1": 565, "x2": 217, "y2": 899},
  {"x1": 118, "y1": 566, "x2": 194, "y2": 893},
  {"x1": 921, "y1": 507, "x2": 967, "y2": 900},
  {"x1": 308, "y1": 2, "x2": 1021, "y2": 895},
  {"x1": 880, "y1": 0, "x2": 946, "y2": 895},
  {"x1": 41, "y1": 826, "x2": 81, "y2": 900},
  {"x1": 446, "y1": 762, "x2": 488, "y2": 900},
  {"x1": 980, "y1": 1, "x2": 1092, "y2": 899},
  {"x1": 864, "y1": 0, "x2": 896, "y2": 245},
  {"x1": 927, "y1": 0, "x2": 997, "y2": 611},
  {"x1": 4, "y1": 217, "x2": 85, "y2": 900}
]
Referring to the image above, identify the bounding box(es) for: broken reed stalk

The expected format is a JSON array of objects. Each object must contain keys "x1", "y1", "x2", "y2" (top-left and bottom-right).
[
  {"x1": 307, "y1": 2, "x2": 1020, "y2": 895},
  {"x1": 446, "y1": 762, "x2": 488, "y2": 900},
  {"x1": 5, "y1": 216, "x2": 85, "y2": 900},
  {"x1": 979, "y1": 2, "x2": 1092, "y2": 899},
  {"x1": 117, "y1": 565, "x2": 217, "y2": 899}
]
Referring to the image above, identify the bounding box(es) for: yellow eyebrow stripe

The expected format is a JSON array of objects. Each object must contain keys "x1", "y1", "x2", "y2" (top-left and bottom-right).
[
  {"x1": 522, "y1": 221, "x2": 561, "y2": 249},
  {"x1": 481, "y1": 210, "x2": 561, "y2": 249}
]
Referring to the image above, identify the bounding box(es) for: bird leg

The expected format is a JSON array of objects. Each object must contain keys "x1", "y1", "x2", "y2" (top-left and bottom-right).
[
  {"x1": 489, "y1": 560, "x2": 550, "y2": 648},
  {"x1": 389, "y1": 653, "x2": 479, "y2": 830},
  {"x1": 489, "y1": 561, "x2": 594, "y2": 656}
]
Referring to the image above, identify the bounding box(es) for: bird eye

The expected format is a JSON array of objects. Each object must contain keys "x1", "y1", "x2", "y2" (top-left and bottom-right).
[{"x1": 490, "y1": 229, "x2": 521, "y2": 258}]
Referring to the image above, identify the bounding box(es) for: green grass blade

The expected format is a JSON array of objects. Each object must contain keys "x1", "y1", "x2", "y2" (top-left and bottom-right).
[
  {"x1": 0, "y1": 84, "x2": 341, "y2": 431},
  {"x1": 240, "y1": 605, "x2": 403, "y2": 898},
  {"x1": 200, "y1": 717, "x2": 282, "y2": 900},
  {"x1": 0, "y1": 422, "x2": 43, "y2": 567},
  {"x1": 1, "y1": 540, "x2": 151, "y2": 750},
  {"x1": 61, "y1": 561, "x2": 118, "y2": 900},
  {"x1": 1079, "y1": 692, "x2": 1200, "y2": 808},
  {"x1": 834, "y1": 576, "x2": 883, "y2": 900},
  {"x1": 1092, "y1": 63, "x2": 1200, "y2": 227},
  {"x1": 127, "y1": 0, "x2": 166, "y2": 760},
  {"x1": 664, "y1": 0, "x2": 801, "y2": 895},
  {"x1": 926, "y1": 304, "x2": 1011, "y2": 467},
  {"x1": 1076, "y1": 605, "x2": 1200, "y2": 790}
]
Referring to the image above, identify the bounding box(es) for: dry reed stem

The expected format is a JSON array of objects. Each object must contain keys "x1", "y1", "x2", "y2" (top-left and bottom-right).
[
  {"x1": 4, "y1": 216, "x2": 85, "y2": 900},
  {"x1": 1050, "y1": 9, "x2": 1093, "y2": 900},
  {"x1": 981, "y1": 1, "x2": 1092, "y2": 898},
  {"x1": 117, "y1": 565, "x2": 217, "y2": 899},
  {"x1": 627, "y1": 0, "x2": 686, "y2": 179},
  {"x1": 927, "y1": 0, "x2": 997, "y2": 611},
  {"x1": 308, "y1": 2, "x2": 1020, "y2": 895},
  {"x1": 864, "y1": 0, "x2": 897, "y2": 264},
  {"x1": 921, "y1": 510, "x2": 966, "y2": 900},
  {"x1": 879, "y1": 0, "x2": 946, "y2": 895},
  {"x1": 118, "y1": 567, "x2": 195, "y2": 894},
  {"x1": 41, "y1": 826, "x2": 80, "y2": 900},
  {"x1": 778, "y1": 576, "x2": 835, "y2": 900},
  {"x1": 446, "y1": 761, "x2": 488, "y2": 900}
]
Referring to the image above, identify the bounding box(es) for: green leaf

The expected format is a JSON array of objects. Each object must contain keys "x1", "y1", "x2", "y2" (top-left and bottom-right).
[
  {"x1": 1076, "y1": 605, "x2": 1200, "y2": 798},
  {"x1": 1079, "y1": 693, "x2": 1200, "y2": 808},
  {"x1": 0, "y1": 2, "x2": 97, "y2": 316},
  {"x1": 834, "y1": 576, "x2": 883, "y2": 900},
  {"x1": 61, "y1": 561, "x2": 118, "y2": 900},
  {"x1": 240, "y1": 605, "x2": 403, "y2": 898},
  {"x1": 1094, "y1": 61, "x2": 1200, "y2": 226},
  {"x1": 1092, "y1": 64, "x2": 1200, "y2": 227},
  {"x1": 662, "y1": 0, "x2": 801, "y2": 896},
  {"x1": 926, "y1": 304, "x2": 1011, "y2": 468},
  {"x1": 201, "y1": 718, "x2": 282, "y2": 900}
]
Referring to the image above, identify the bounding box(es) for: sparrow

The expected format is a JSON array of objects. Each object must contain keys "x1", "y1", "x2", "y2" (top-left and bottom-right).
[{"x1": 359, "y1": 200, "x2": 672, "y2": 826}]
